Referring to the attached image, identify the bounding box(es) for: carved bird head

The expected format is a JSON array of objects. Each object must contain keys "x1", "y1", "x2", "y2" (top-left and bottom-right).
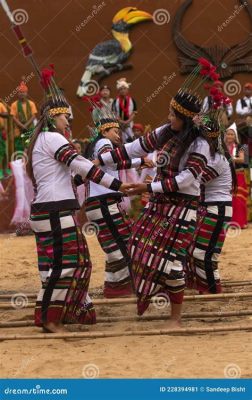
[{"x1": 112, "y1": 7, "x2": 153, "y2": 33}]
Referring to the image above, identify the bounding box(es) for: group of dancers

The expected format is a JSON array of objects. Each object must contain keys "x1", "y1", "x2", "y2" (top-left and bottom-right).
[{"x1": 27, "y1": 59, "x2": 237, "y2": 333}]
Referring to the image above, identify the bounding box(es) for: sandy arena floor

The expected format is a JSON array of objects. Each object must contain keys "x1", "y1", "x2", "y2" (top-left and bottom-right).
[{"x1": 0, "y1": 225, "x2": 252, "y2": 378}]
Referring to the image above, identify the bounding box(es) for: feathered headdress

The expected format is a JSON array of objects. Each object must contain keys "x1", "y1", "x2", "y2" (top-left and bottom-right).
[
  {"x1": 40, "y1": 64, "x2": 70, "y2": 117},
  {"x1": 83, "y1": 95, "x2": 120, "y2": 142},
  {"x1": 171, "y1": 57, "x2": 222, "y2": 118}
]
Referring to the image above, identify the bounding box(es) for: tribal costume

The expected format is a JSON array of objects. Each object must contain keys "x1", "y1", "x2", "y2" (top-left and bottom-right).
[
  {"x1": 10, "y1": 81, "x2": 37, "y2": 152},
  {"x1": 99, "y1": 122, "x2": 210, "y2": 314},
  {"x1": 83, "y1": 102, "x2": 143, "y2": 297},
  {"x1": 85, "y1": 152, "x2": 143, "y2": 297},
  {"x1": 28, "y1": 68, "x2": 123, "y2": 328},
  {"x1": 187, "y1": 154, "x2": 232, "y2": 293},
  {"x1": 98, "y1": 58, "x2": 232, "y2": 316},
  {"x1": 226, "y1": 123, "x2": 248, "y2": 229},
  {"x1": 186, "y1": 96, "x2": 235, "y2": 294}
]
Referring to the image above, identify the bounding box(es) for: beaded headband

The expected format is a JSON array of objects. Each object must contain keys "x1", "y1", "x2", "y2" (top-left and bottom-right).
[
  {"x1": 99, "y1": 122, "x2": 119, "y2": 131},
  {"x1": 170, "y1": 98, "x2": 198, "y2": 118},
  {"x1": 47, "y1": 107, "x2": 70, "y2": 117}
]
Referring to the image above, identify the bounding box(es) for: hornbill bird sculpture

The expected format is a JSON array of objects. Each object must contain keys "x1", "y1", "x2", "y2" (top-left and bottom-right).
[{"x1": 76, "y1": 7, "x2": 152, "y2": 97}]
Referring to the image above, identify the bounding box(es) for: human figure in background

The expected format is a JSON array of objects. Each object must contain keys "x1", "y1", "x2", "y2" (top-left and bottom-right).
[
  {"x1": 225, "y1": 122, "x2": 248, "y2": 229},
  {"x1": 202, "y1": 81, "x2": 233, "y2": 127},
  {"x1": 99, "y1": 85, "x2": 114, "y2": 111},
  {"x1": 132, "y1": 123, "x2": 144, "y2": 139},
  {"x1": 0, "y1": 99, "x2": 8, "y2": 176},
  {"x1": 236, "y1": 82, "x2": 252, "y2": 125},
  {"x1": 10, "y1": 81, "x2": 37, "y2": 153},
  {"x1": 112, "y1": 78, "x2": 138, "y2": 211},
  {"x1": 112, "y1": 78, "x2": 137, "y2": 143}
]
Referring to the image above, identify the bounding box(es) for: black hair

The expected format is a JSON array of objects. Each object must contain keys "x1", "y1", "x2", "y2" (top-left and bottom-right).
[
  {"x1": 26, "y1": 99, "x2": 69, "y2": 180},
  {"x1": 170, "y1": 107, "x2": 201, "y2": 160},
  {"x1": 199, "y1": 121, "x2": 238, "y2": 194}
]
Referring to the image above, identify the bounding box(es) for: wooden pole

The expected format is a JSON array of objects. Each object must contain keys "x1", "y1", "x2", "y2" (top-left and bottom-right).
[
  {"x1": 1, "y1": 281, "x2": 251, "y2": 300},
  {"x1": 1, "y1": 309, "x2": 251, "y2": 328},
  {"x1": 1, "y1": 292, "x2": 252, "y2": 309},
  {"x1": 0, "y1": 324, "x2": 251, "y2": 341}
]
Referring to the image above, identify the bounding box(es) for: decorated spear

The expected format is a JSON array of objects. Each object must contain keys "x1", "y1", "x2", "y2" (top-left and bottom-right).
[{"x1": 0, "y1": 0, "x2": 41, "y2": 80}]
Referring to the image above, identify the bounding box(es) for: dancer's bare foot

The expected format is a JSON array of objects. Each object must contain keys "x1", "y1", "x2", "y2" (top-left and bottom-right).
[
  {"x1": 43, "y1": 322, "x2": 68, "y2": 333},
  {"x1": 166, "y1": 318, "x2": 182, "y2": 329}
]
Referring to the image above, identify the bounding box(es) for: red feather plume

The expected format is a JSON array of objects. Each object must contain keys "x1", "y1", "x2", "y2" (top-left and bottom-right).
[
  {"x1": 82, "y1": 94, "x2": 102, "y2": 112},
  {"x1": 40, "y1": 65, "x2": 54, "y2": 90}
]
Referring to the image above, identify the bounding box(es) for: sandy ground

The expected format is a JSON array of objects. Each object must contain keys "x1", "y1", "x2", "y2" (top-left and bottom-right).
[{"x1": 0, "y1": 225, "x2": 252, "y2": 379}]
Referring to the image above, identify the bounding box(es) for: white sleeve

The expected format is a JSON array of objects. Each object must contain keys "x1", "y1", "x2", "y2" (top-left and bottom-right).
[
  {"x1": 149, "y1": 138, "x2": 210, "y2": 193},
  {"x1": 43, "y1": 132, "x2": 121, "y2": 190},
  {"x1": 236, "y1": 99, "x2": 249, "y2": 116},
  {"x1": 70, "y1": 156, "x2": 122, "y2": 191},
  {"x1": 99, "y1": 124, "x2": 170, "y2": 165}
]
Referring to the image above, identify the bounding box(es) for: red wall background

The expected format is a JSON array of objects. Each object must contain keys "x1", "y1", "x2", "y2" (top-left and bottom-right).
[{"x1": 1, "y1": 0, "x2": 252, "y2": 137}]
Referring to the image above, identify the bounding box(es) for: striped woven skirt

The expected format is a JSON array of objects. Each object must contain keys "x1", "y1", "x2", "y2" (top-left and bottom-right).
[
  {"x1": 85, "y1": 196, "x2": 133, "y2": 298},
  {"x1": 129, "y1": 197, "x2": 198, "y2": 315},
  {"x1": 29, "y1": 210, "x2": 96, "y2": 327},
  {"x1": 186, "y1": 202, "x2": 232, "y2": 294}
]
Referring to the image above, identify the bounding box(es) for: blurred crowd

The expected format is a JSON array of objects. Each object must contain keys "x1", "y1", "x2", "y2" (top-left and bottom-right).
[{"x1": 0, "y1": 77, "x2": 252, "y2": 230}]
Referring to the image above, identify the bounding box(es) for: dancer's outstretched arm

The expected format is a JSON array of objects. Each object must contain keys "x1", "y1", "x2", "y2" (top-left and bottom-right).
[
  {"x1": 126, "y1": 139, "x2": 210, "y2": 195},
  {"x1": 95, "y1": 124, "x2": 171, "y2": 167},
  {"x1": 95, "y1": 138, "x2": 145, "y2": 170},
  {"x1": 50, "y1": 132, "x2": 133, "y2": 193}
]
